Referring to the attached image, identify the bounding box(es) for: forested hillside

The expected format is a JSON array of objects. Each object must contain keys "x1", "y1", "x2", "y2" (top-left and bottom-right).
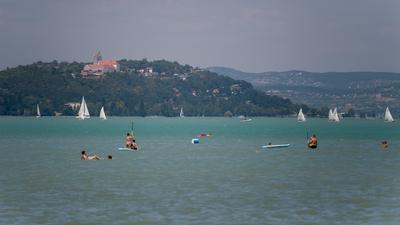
[{"x1": 0, "y1": 60, "x2": 312, "y2": 116}]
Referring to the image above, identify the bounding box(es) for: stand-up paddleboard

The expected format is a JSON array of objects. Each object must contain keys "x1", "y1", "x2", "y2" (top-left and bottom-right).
[
  {"x1": 118, "y1": 122, "x2": 139, "y2": 151},
  {"x1": 262, "y1": 144, "x2": 290, "y2": 149},
  {"x1": 117, "y1": 147, "x2": 138, "y2": 151}
]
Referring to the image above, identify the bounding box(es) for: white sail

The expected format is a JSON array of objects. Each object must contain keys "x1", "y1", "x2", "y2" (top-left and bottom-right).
[
  {"x1": 77, "y1": 97, "x2": 85, "y2": 119},
  {"x1": 297, "y1": 108, "x2": 306, "y2": 122},
  {"x1": 333, "y1": 107, "x2": 340, "y2": 122},
  {"x1": 328, "y1": 109, "x2": 334, "y2": 121},
  {"x1": 384, "y1": 107, "x2": 394, "y2": 122},
  {"x1": 328, "y1": 108, "x2": 339, "y2": 122},
  {"x1": 77, "y1": 96, "x2": 90, "y2": 120},
  {"x1": 180, "y1": 107, "x2": 184, "y2": 118},
  {"x1": 84, "y1": 101, "x2": 90, "y2": 118},
  {"x1": 36, "y1": 104, "x2": 41, "y2": 118},
  {"x1": 99, "y1": 106, "x2": 107, "y2": 120}
]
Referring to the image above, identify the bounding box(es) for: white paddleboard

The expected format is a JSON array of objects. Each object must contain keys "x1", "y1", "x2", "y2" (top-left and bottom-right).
[
  {"x1": 117, "y1": 147, "x2": 138, "y2": 151},
  {"x1": 262, "y1": 144, "x2": 290, "y2": 148}
]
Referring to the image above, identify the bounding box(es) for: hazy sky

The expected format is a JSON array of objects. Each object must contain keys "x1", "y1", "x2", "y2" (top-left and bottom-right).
[{"x1": 0, "y1": 0, "x2": 399, "y2": 72}]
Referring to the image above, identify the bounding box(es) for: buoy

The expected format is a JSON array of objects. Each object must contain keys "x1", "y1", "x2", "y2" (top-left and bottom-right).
[{"x1": 191, "y1": 138, "x2": 200, "y2": 144}]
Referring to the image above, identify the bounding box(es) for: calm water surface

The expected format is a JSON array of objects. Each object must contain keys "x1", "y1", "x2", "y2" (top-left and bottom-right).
[{"x1": 0, "y1": 117, "x2": 400, "y2": 225}]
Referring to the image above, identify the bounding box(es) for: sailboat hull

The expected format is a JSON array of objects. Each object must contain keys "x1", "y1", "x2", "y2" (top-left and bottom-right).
[{"x1": 384, "y1": 120, "x2": 395, "y2": 123}]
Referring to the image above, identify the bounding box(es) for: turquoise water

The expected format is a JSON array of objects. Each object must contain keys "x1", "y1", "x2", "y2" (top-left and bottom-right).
[{"x1": 1, "y1": 117, "x2": 400, "y2": 225}]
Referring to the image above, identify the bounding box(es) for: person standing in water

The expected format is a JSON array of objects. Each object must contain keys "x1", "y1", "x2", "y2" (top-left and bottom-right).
[{"x1": 308, "y1": 134, "x2": 318, "y2": 149}]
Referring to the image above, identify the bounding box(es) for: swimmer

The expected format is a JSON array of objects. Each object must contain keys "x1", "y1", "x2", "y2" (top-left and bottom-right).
[
  {"x1": 198, "y1": 132, "x2": 212, "y2": 137},
  {"x1": 381, "y1": 141, "x2": 389, "y2": 149},
  {"x1": 81, "y1": 150, "x2": 101, "y2": 160}
]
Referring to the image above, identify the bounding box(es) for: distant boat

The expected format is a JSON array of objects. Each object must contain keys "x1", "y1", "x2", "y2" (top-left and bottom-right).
[
  {"x1": 333, "y1": 107, "x2": 340, "y2": 122},
  {"x1": 76, "y1": 96, "x2": 90, "y2": 120},
  {"x1": 297, "y1": 108, "x2": 306, "y2": 122},
  {"x1": 240, "y1": 117, "x2": 252, "y2": 122},
  {"x1": 238, "y1": 115, "x2": 252, "y2": 122},
  {"x1": 99, "y1": 106, "x2": 107, "y2": 120},
  {"x1": 36, "y1": 104, "x2": 41, "y2": 118},
  {"x1": 180, "y1": 107, "x2": 184, "y2": 118},
  {"x1": 384, "y1": 106, "x2": 394, "y2": 122},
  {"x1": 328, "y1": 109, "x2": 334, "y2": 121},
  {"x1": 328, "y1": 108, "x2": 340, "y2": 122}
]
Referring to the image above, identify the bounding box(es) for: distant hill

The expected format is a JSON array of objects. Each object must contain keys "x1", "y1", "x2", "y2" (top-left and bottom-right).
[
  {"x1": 208, "y1": 67, "x2": 400, "y2": 117},
  {"x1": 0, "y1": 60, "x2": 312, "y2": 117}
]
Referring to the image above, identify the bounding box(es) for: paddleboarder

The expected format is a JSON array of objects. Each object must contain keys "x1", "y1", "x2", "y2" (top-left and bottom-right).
[{"x1": 308, "y1": 134, "x2": 318, "y2": 149}]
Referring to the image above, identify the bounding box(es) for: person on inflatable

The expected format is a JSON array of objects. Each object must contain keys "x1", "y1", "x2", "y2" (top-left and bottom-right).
[{"x1": 198, "y1": 132, "x2": 212, "y2": 137}]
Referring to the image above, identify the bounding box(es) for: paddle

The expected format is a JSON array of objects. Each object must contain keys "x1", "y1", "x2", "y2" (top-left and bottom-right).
[
  {"x1": 130, "y1": 121, "x2": 139, "y2": 150},
  {"x1": 306, "y1": 130, "x2": 309, "y2": 150}
]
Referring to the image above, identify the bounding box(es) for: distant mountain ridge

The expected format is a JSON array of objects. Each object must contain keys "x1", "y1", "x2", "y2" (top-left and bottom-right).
[{"x1": 208, "y1": 66, "x2": 400, "y2": 117}]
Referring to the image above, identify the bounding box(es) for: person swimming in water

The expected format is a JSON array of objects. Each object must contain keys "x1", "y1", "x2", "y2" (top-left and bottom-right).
[
  {"x1": 81, "y1": 150, "x2": 101, "y2": 160},
  {"x1": 198, "y1": 132, "x2": 212, "y2": 137},
  {"x1": 381, "y1": 140, "x2": 389, "y2": 149},
  {"x1": 308, "y1": 134, "x2": 318, "y2": 149}
]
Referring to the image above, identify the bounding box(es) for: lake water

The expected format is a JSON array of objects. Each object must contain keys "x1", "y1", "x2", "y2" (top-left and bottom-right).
[{"x1": 0, "y1": 117, "x2": 400, "y2": 225}]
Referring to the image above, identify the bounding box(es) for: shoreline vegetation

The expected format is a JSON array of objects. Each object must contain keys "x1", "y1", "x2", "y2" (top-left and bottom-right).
[{"x1": 0, "y1": 59, "x2": 317, "y2": 117}]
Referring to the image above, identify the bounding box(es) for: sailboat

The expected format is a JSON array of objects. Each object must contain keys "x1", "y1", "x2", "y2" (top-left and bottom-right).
[
  {"x1": 180, "y1": 107, "x2": 184, "y2": 118},
  {"x1": 99, "y1": 106, "x2": 107, "y2": 120},
  {"x1": 332, "y1": 107, "x2": 340, "y2": 122},
  {"x1": 76, "y1": 96, "x2": 90, "y2": 120},
  {"x1": 384, "y1": 106, "x2": 394, "y2": 122},
  {"x1": 328, "y1": 109, "x2": 334, "y2": 121},
  {"x1": 36, "y1": 104, "x2": 41, "y2": 118},
  {"x1": 328, "y1": 108, "x2": 340, "y2": 122},
  {"x1": 297, "y1": 108, "x2": 306, "y2": 122}
]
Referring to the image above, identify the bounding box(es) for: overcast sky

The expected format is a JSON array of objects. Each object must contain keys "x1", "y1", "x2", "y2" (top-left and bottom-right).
[{"x1": 0, "y1": 0, "x2": 399, "y2": 72}]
